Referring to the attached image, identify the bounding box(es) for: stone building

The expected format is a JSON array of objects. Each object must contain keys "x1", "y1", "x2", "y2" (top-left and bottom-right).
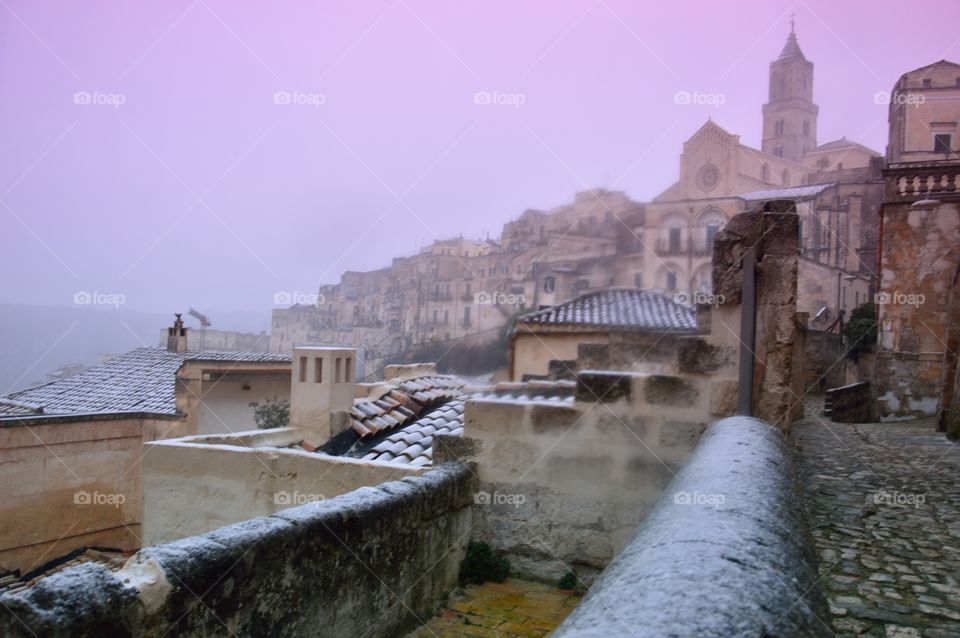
[
  {"x1": 0, "y1": 319, "x2": 290, "y2": 572},
  {"x1": 873, "y1": 59, "x2": 960, "y2": 421},
  {"x1": 272, "y1": 27, "x2": 881, "y2": 377}
]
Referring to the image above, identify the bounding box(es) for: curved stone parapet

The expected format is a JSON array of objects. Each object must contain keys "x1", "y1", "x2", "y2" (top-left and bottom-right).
[{"x1": 553, "y1": 415, "x2": 830, "y2": 638}]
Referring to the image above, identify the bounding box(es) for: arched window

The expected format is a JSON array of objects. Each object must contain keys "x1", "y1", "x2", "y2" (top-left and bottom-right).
[
  {"x1": 543, "y1": 276, "x2": 555, "y2": 293},
  {"x1": 762, "y1": 163, "x2": 769, "y2": 182},
  {"x1": 782, "y1": 170, "x2": 790, "y2": 186}
]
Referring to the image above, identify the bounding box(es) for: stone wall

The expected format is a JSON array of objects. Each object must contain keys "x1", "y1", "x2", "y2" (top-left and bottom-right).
[
  {"x1": 803, "y1": 329, "x2": 847, "y2": 394},
  {"x1": 445, "y1": 370, "x2": 720, "y2": 583},
  {"x1": 0, "y1": 413, "x2": 188, "y2": 573},
  {"x1": 825, "y1": 382, "x2": 874, "y2": 423},
  {"x1": 874, "y1": 188, "x2": 960, "y2": 419},
  {"x1": 142, "y1": 428, "x2": 423, "y2": 545},
  {"x1": 553, "y1": 416, "x2": 830, "y2": 638},
  {"x1": 0, "y1": 463, "x2": 474, "y2": 638}
]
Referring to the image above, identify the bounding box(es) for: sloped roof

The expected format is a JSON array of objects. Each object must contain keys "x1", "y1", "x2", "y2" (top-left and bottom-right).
[
  {"x1": 739, "y1": 182, "x2": 834, "y2": 203},
  {"x1": 0, "y1": 347, "x2": 291, "y2": 419},
  {"x1": 809, "y1": 137, "x2": 881, "y2": 156},
  {"x1": 361, "y1": 400, "x2": 465, "y2": 467},
  {"x1": 777, "y1": 31, "x2": 806, "y2": 61},
  {"x1": 516, "y1": 288, "x2": 697, "y2": 332},
  {"x1": 348, "y1": 375, "x2": 465, "y2": 438}
]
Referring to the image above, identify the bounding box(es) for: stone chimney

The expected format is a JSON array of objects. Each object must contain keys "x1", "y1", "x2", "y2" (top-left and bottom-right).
[
  {"x1": 290, "y1": 346, "x2": 357, "y2": 442},
  {"x1": 166, "y1": 314, "x2": 188, "y2": 353}
]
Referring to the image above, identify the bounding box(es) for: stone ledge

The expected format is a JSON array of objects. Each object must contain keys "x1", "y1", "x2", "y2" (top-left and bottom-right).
[{"x1": 553, "y1": 416, "x2": 830, "y2": 638}]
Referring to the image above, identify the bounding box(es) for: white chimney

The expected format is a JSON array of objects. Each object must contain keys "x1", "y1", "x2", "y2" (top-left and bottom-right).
[{"x1": 289, "y1": 346, "x2": 356, "y2": 442}]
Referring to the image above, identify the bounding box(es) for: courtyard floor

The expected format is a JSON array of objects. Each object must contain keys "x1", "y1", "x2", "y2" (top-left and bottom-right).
[
  {"x1": 407, "y1": 578, "x2": 582, "y2": 637},
  {"x1": 792, "y1": 413, "x2": 960, "y2": 637}
]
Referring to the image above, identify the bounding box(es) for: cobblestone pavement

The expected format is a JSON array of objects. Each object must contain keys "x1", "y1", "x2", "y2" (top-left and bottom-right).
[
  {"x1": 793, "y1": 416, "x2": 960, "y2": 637},
  {"x1": 408, "y1": 578, "x2": 581, "y2": 637}
]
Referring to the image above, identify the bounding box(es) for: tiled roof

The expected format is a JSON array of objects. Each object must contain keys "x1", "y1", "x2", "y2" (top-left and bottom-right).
[
  {"x1": 0, "y1": 347, "x2": 290, "y2": 419},
  {"x1": 349, "y1": 375, "x2": 465, "y2": 438},
  {"x1": 739, "y1": 183, "x2": 834, "y2": 203},
  {"x1": 355, "y1": 380, "x2": 575, "y2": 467},
  {"x1": 361, "y1": 400, "x2": 465, "y2": 467},
  {"x1": 0, "y1": 548, "x2": 131, "y2": 596},
  {"x1": 516, "y1": 288, "x2": 697, "y2": 332}
]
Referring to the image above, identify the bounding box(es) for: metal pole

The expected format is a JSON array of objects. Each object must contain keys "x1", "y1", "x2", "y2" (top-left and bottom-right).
[{"x1": 737, "y1": 246, "x2": 757, "y2": 415}]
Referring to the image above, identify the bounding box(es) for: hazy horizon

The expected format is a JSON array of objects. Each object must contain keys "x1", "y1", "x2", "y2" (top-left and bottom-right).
[{"x1": 2, "y1": 0, "x2": 959, "y2": 388}]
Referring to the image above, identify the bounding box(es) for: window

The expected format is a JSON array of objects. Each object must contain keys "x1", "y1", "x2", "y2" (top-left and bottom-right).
[
  {"x1": 433, "y1": 309, "x2": 438, "y2": 323},
  {"x1": 335, "y1": 357, "x2": 342, "y2": 383},
  {"x1": 706, "y1": 225, "x2": 719, "y2": 245},
  {"x1": 922, "y1": 78, "x2": 933, "y2": 88},
  {"x1": 344, "y1": 358, "x2": 352, "y2": 382},
  {"x1": 775, "y1": 120, "x2": 785, "y2": 136},
  {"x1": 666, "y1": 271, "x2": 677, "y2": 291},
  {"x1": 299, "y1": 356, "x2": 307, "y2": 383},
  {"x1": 543, "y1": 276, "x2": 555, "y2": 293},
  {"x1": 782, "y1": 170, "x2": 790, "y2": 186},
  {"x1": 775, "y1": 146, "x2": 784, "y2": 158},
  {"x1": 314, "y1": 358, "x2": 323, "y2": 383},
  {"x1": 934, "y1": 133, "x2": 952, "y2": 153},
  {"x1": 803, "y1": 120, "x2": 810, "y2": 136},
  {"x1": 444, "y1": 310, "x2": 449, "y2": 324},
  {"x1": 463, "y1": 306, "x2": 471, "y2": 325},
  {"x1": 634, "y1": 272, "x2": 643, "y2": 288},
  {"x1": 668, "y1": 227, "x2": 681, "y2": 252},
  {"x1": 762, "y1": 164, "x2": 769, "y2": 181}
]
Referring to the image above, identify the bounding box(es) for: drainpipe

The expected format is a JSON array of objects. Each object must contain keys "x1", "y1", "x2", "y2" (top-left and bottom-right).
[{"x1": 737, "y1": 246, "x2": 757, "y2": 415}]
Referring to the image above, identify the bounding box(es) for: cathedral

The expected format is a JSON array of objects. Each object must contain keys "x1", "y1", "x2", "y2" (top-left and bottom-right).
[{"x1": 643, "y1": 23, "x2": 882, "y2": 326}]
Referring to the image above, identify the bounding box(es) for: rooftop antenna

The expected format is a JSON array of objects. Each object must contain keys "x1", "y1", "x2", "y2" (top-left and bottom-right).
[{"x1": 790, "y1": 13, "x2": 795, "y2": 34}]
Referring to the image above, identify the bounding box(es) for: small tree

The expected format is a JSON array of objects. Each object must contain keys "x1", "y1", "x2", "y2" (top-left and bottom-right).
[
  {"x1": 248, "y1": 396, "x2": 290, "y2": 429},
  {"x1": 842, "y1": 302, "x2": 877, "y2": 362}
]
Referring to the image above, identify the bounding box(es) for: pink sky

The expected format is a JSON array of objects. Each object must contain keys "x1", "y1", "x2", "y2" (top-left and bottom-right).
[{"x1": 1, "y1": 0, "x2": 957, "y2": 319}]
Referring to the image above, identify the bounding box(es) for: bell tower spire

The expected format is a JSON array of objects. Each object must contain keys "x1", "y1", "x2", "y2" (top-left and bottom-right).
[{"x1": 761, "y1": 21, "x2": 819, "y2": 162}]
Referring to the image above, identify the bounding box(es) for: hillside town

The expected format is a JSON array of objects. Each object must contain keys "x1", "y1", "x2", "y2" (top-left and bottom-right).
[{"x1": 2, "y1": 9, "x2": 960, "y2": 638}]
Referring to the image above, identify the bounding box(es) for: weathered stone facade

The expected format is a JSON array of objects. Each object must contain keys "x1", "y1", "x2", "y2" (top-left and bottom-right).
[{"x1": 874, "y1": 60, "x2": 960, "y2": 422}]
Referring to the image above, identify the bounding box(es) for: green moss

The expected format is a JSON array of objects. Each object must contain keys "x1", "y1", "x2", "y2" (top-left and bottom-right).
[{"x1": 458, "y1": 541, "x2": 510, "y2": 585}]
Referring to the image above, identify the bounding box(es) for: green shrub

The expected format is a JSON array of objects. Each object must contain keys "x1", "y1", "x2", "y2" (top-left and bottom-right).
[
  {"x1": 458, "y1": 541, "x2": 510, "y2": 585},
  {"x1": 248, "y1": 396, "x2": 290, "y2": 429},
  {"x1": 558, "y1": 571, "x2": 577, "y2": 590},
  {"x1": 842, "y1": 302, "x2": 877, "y2": 362}
]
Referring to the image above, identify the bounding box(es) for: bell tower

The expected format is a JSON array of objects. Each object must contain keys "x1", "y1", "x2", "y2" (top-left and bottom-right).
[{"x1": 762, "y1": 18, "x2": 818, "y2": 162}]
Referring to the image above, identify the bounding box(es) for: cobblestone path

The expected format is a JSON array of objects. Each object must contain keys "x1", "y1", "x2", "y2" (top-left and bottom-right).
[
  {"x1": 408, "y1": 578, "x2": 581, "y2": 637},
  {"x1": 793, "y1": 416, "x2": 960, "y2": 637}
]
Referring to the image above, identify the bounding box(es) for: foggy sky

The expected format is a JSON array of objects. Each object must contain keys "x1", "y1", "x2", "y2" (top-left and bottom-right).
[{"x1": 1, "y1": 0, "x2": 957, "y2": 319}]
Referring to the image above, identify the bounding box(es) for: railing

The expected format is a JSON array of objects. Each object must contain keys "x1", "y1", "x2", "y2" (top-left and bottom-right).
[
  {"x1": 554, "y1": 416, "x2": 830, "y2": 638},
  {"x1": 892, "y1": 170, "x2": 960, "y2": 198},
  {"x1": 655, "y1": 237, "x2": 715, "y2": 257}
]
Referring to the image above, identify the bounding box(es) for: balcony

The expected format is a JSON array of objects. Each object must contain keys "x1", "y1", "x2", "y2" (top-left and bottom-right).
[
  {"x1": 886, "y1": 165, "x2": 960, "y2": 200},
  {"x1": 655, "y1": 237, "x2": 715, "y2": 257}
]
